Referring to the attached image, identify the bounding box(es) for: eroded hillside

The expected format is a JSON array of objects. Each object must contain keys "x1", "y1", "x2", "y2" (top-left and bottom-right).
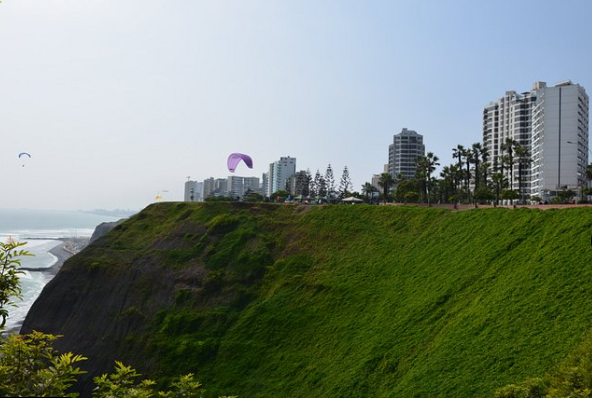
[{"x1": 21, "y1": 203, "x2": 592, "y2": 397}]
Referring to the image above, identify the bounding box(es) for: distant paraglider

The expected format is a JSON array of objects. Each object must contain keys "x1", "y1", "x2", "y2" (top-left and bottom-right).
[
  {"x1": 227, "y1": 153, "x2": 253, "y2": 173},
  {"x1": 18, "y1": 152, "x2": 31, "y2": 167},
  {"x1": 155, "y1": 190, "x2": 169, "y2": 201}
]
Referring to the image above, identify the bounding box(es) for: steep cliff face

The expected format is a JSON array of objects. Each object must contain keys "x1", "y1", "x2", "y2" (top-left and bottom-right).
[
  {"x1": 89, "y1": 219, "x2": 125, "y2": 243},
  {"x1": 21, "y1": 204, "x2": 592, "y2": 398},
  {"x1": 22, "y1": 202, "x2": 294, "y2": 394}
]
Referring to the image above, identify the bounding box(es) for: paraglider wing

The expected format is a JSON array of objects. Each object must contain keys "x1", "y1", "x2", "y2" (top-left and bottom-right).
[
  {"x1": 18, "y1": 152, "x2": 31, "y2": 167},
  {"x1": 227, "y1": 153, "x2": 253, "y2": 173}
]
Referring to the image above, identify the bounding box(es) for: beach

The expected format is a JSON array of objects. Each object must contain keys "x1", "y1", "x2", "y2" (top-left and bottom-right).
[
  {"x1": 20, "y1": 237, "x2": 82, "y2": 276},
  {"x1": 5, "y1": 237, "x2": 89, "y2": 333}
]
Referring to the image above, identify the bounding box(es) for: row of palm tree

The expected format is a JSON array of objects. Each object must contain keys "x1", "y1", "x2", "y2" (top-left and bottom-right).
[{"x1": 370, "y1": 138, "x2": 536, "y2": 206}]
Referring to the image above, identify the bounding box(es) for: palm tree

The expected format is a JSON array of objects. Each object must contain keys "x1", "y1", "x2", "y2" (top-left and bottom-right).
[
  {"x1": 502, "y1": 138, "x2": 517, "y2": 189},
  {"x1": 417, "y1": 152, "x2": 440, "y2": 206},
  {"x1": 471, "y1": 143, "x2": 483, "y2": 194},
  {"x1": 378, "y1": 173, "x2": 395, "y2": 203},
  {"x1": 440, "y1": 165, "x2": 456, "y2": 203},
  {"x1": 463, "y1": 148, "x2": 472, "y2": 202},
  {"x1": 492, "y1": 172, "x2": 505, "y2": 206},
  {"x1": 514, "y1": 144, "x2": 531, "y2": 204},
  {"x1": 452, "y1": 145, "x2": 465, "y2": 199},
  {"x1": 361, "y1": 182, "x2": 376, "y2": 203}
]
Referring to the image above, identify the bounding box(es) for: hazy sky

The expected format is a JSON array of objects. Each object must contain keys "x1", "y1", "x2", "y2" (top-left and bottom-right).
[{"x1": 2, "y1": 0, "x2": 592, "y2": 210}]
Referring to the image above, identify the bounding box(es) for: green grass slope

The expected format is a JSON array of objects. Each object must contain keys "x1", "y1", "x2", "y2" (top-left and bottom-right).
[{"x1": 30, "y1": 203, "x2": 592, "y2": 397}]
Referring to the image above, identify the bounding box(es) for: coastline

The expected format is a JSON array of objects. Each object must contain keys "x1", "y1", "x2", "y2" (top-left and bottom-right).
[
  {"x1": 20, "y1": 238, "x2": 78, "y2": 276},
  {"x1": 6, "y1": 239, "x2": 80, "y2": 334}
]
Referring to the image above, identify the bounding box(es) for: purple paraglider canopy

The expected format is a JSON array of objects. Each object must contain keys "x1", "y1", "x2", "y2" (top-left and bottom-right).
[{"x1": 227, "y1": 153, "x2": 253, "y2": 173}]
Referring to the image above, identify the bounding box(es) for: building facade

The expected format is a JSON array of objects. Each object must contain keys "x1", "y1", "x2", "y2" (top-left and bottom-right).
[
  {"x1": 184, "y1": 181, "x2": 203, "y2": 202},
  {"x1": 388, "y1": 128, "x2": 425, "y2": 179},
  {"x1": 266, "y1": 156, "x2": 296, "y2": 197},
  {"x1": 483, "y1": 84, "x2": 538, "y2": 196},
  {"x1": 483, "y1": 81, "x2": 589, "y2": 201},
  {"x1": 225, "y1": 176, "x2": 260, "y2": 199},
  {"x1": 531, "y1": 81, "x2": 589, "y2": 200}
]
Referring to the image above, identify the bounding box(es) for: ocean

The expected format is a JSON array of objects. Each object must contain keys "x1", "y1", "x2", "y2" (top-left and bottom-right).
[{"x1": 0, "y1": 208, "x2": 123, "y2": 332}]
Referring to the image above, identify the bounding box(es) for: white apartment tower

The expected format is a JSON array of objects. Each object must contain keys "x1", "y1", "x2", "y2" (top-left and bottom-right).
[
  {"x1": 483, "y1": 81, "x2": 589, "y2": 201},
  {"x1": 483, "y1": 87, "x2": 537, "y2": 195},
  {"x1": 388, "y1": 128, "x2": 425, "y2": 179},
  {"x1": 266, "y1": 157, "x2": 296, "y2": 197},
  {"x1": 184, "y1": 181, "x2": 203, "y2": 202},
  {"x1": 531, "y1": 81, "x2": 589, "y2": 200}
]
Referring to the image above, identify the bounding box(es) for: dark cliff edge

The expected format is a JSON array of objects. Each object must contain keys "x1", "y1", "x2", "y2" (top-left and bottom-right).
[
  {"x1": 19, "y1": 203, "x2": 592, "y2": 398},
  {"x1": 21, "y1": 202, "x2": 291, "y2": 396},
  {"x1": 89, "y1": 219, "x2": 126, "y2": 244}
]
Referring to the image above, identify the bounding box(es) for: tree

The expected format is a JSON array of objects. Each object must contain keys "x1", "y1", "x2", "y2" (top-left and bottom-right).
[
  {"x1": 271, "y1": 190, "x2": 290, "y2": 202},
  {"x1": 0, "y1": 240, "x2": 30, "y2": 330},
  {"x1": 417, "y1": 152, "x2": 440, "y2": 206},
  {"x1": 243, "y1": 191, "x2": 264, "y2": 202},
  {"x1": 339, "y1": 166, "x2": 352, "y2": 198},
  {"x1": 501, "y1": 189, "x2": 519, "y2": 206},
  {"x1": 492, "y1": 172, "x2": 506, "y2": 206},
  {"x1": 452, "y1": 145, "x2": 465, "y2": 200},
  {"x1": 325, "y1": 164, "x2": 336, "y2": 202},
  {"x1": 318, "y1": 175, "x2": 327, "y2": 202},
  {"x1": 378, "y1": 173, "x2": 395, "y2": 203},
  {"x1": 514, "y1": 144, "x2": 531, "y2": 204},
  {"x1": 557, "y1": 189, "x2": 576, "y2": 204},
  {"x1": 361, "y1": 183, "x2": 377, "y2": 203},
  {"x1": 312, "y1": 169, "x2": 323, "y2": 201},
  {"x1": 502, "y1": 138, "x2": 517, "y2": 189}
]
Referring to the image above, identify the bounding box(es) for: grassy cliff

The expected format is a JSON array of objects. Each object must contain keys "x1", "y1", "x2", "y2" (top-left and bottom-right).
[{"x1": 22, "y1": 203, "x2": 592, "y2": 397}]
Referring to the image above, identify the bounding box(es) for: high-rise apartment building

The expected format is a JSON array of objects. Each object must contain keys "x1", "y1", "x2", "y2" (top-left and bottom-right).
[
  {"x1": 226, "y1": 176, "x2": 260, "y2": 199},
  {"x1": 388, "y1": 128, "x2": 425, "y2": 179},
  {"x1": 483, "y1": 86, "x2": 537, "y2": 194},
  {"x1": 531, "y1": 81, "x2": 589, "y2": 200},
  {"x1": 266, "y1": 157, "x2": 296, "y2": 197},
  {"x1": 483, "y1": 81, "x2": 589, "y2": 201},
  {"x1": 184, "y1": 181, "x2": 203, "y2": 202}
]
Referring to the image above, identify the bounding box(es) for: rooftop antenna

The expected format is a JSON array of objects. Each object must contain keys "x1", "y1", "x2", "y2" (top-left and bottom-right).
[{"x1": 186, "y1": 176, "x2": 191, "y2": 181}]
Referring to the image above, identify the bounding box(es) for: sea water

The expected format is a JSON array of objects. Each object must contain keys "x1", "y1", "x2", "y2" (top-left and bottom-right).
[{"x1": 0, "y1": 208, "x2": 122, "y2": 332}]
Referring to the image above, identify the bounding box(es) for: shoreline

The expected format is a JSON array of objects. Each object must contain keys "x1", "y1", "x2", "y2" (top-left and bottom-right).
[{"x1": 20, "y1": 238, "x2": 78, "y2": 276}]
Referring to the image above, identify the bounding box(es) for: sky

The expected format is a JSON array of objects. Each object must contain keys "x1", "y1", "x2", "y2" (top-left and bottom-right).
[{"x1": 2, "y1": 0, "x2": 592, "y2": 210}]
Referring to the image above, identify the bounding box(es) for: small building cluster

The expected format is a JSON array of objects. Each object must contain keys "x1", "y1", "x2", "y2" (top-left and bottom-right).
[{"x1": 184, "y1": 156, "x2": 298, "y2": 201}]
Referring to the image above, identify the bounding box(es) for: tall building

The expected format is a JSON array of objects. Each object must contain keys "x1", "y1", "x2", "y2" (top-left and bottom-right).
[
  {"x1": 531, "y1": 81, "x2": 589, "y2": 200},
  {"x1": 483, "y1": 85, "x2": 538, "y2": 194},
  {"x1": 266, "y1": 156, "x2": 296, "y2": 197},
  {"x1": 203, "y1": 177, "x2": 228, "y2": 198},
  {"x1": 261, "y1": 173, "x2": 268, "y2": 195},
  {"x1": 226, "y1": 176, "x2": 260, "y2": 199},
  {"x1": 203, "y1": 177, "x2": 215, "y2": 199},
  {"x1": 483, "y1": 81, "x2": 589, "y2": 201},
  {"x1": 388, "y1": 128, "x2": 425, "y2": 179},
  {"x1": 184, "y1": 181, "x2": 203, "y2": 202}
]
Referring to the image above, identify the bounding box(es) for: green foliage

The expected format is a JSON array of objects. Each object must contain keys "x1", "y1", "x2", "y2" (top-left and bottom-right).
[
  {"x1": 24, "y1": 203, "x2": 592, "y2": 397},
  {"x1": 501, "y1": 189, "x2": 520, "y2": 201},
  {"x1": 93, "y1": 362, "x2": 236, "y2": 398},
  {"x1": 0, "y1": 332, "x2": 230, "y2": 398},
  {"x1": 243, "y1": 192, "x2": 264, "y2": 202},
  {"x1": 0, "y1": 240, "x2": 31, "y2": 330},
  {"x1": 557, "y1": 189, "x2": 577, "y2": 203},
  {"x1": 205, "y1": 197, "x2": 235, "y2": 202},
  {"x1": 0, "y1": 331, "x2": 87, "y2": 397},
  {"x1": 270, "y1": 190, "x2": 290, "y2": 202}
]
